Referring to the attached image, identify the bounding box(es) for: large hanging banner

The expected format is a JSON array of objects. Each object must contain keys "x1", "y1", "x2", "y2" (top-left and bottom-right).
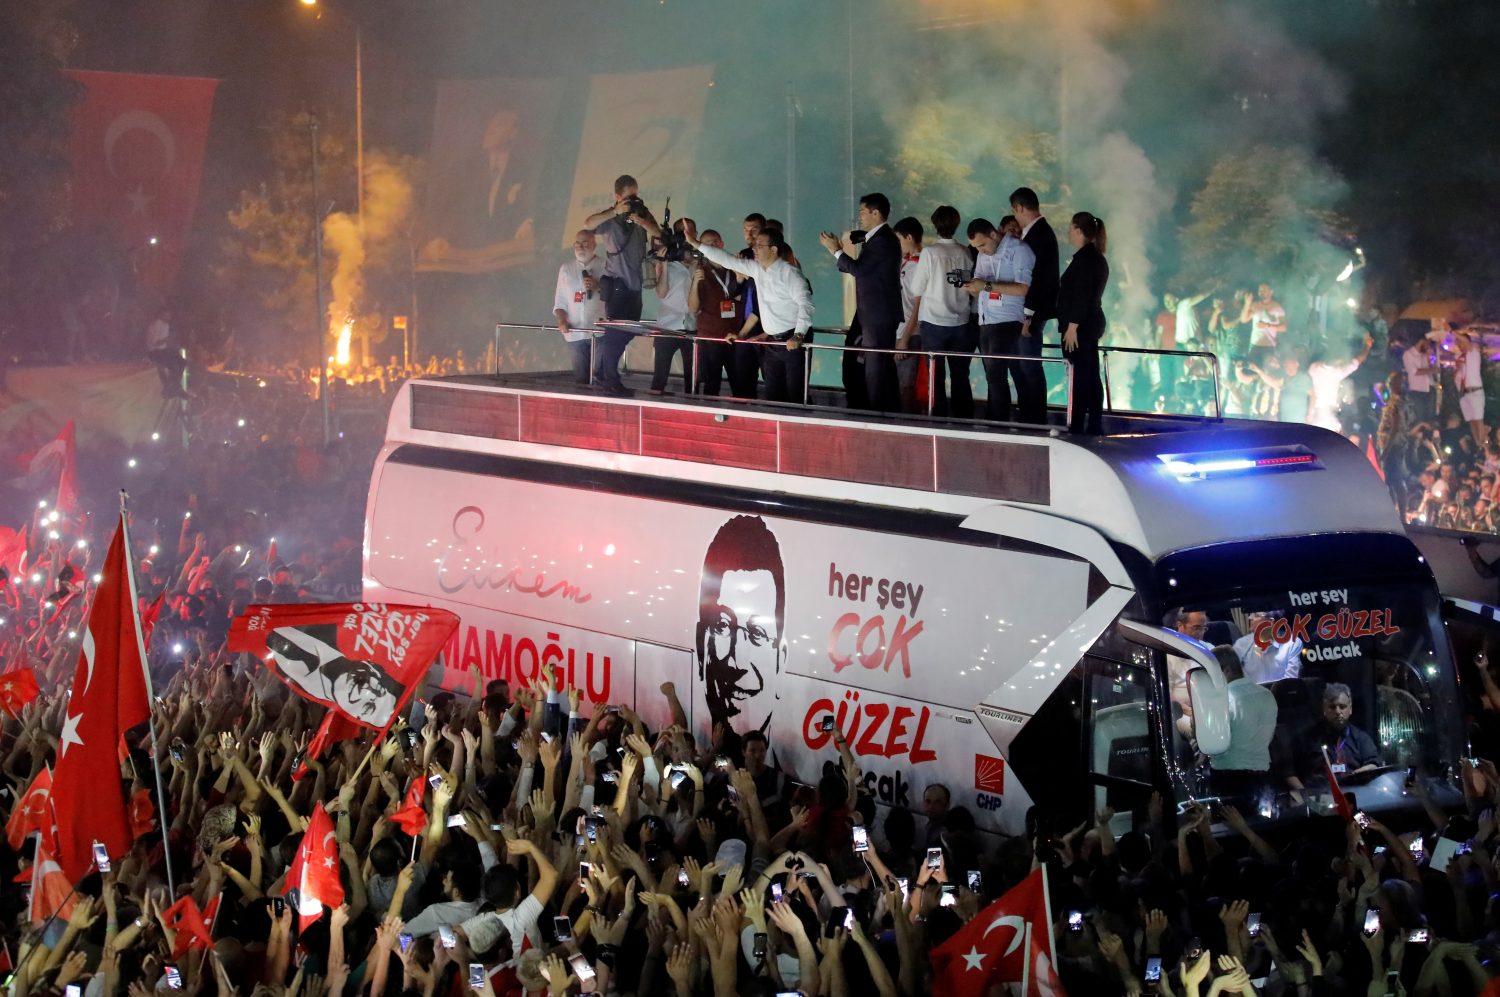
[
  {"x1": 559, "y1": 65, "x2": 715, "y2": 249},
  {"x1": 65, "y1": 71, "x2": 219, "y2": 289},
  {"x1": 415, "y1": 78, "x2": 566, "y2": 274}
]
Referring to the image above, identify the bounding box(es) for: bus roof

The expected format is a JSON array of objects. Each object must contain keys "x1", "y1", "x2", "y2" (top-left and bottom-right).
[{"x1": 382, "y1": 374, "x2": 1405, "y2": 563}]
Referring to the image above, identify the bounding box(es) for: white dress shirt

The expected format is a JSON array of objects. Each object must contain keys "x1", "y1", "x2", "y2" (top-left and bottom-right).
[
  {"x1": 695, "y1": 244, "x2": 814, "y2": 337},
  {"x1": 908, "y1": 239, "x2": 972, "y2": 327},
  {"x1": 553, "y1": 255, "x2": 604, "y2": 343},
  {"x1": 652, "y1": 260, "x2": 697, "y2": 332}
]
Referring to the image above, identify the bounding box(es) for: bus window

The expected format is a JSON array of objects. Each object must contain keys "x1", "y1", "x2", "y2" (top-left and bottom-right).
[
  {"x1": 1164, "y1": 581, "x2": 1463, "y2": 823},
  {"x1": 1083, "y1": 655, "x2": 1156, "y2": 830}
]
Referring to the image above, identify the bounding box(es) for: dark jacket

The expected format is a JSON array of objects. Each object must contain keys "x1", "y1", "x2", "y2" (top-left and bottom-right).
[
  {"x1": 836, "y1": 224, "x2": 903, "y2": 347},
  {"x1": 1022, "y1": 217, "x2": 1060, "y2": 324},
  {"x1": 1056, "y1": 242, "x2": 1109, "y2": 342}
]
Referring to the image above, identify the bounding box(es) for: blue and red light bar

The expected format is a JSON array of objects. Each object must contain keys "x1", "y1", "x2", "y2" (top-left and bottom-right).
[{"x1": 1157, "y1": 446, "x2": 1321, "y2": 480}]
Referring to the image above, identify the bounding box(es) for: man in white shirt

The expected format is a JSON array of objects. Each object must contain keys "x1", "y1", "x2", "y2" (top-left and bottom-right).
[
  {"x1": 962, "y1": 217, "x2": 1034, "y2": 422},
  {"x1": 1209, "y1": 646, "x2": 1279, "y2": 801},
  {"x1": 552, "y1": 230, "x2": 604, "y2": 385},
  {"x1": 1451, "y1": 327, "x2": 1486, "y2": 445},
  {"x1": 892, "y1": 216, "x2": 926, "y2": 413},
  {"x1": 683, "y1": 220, "x2": 813, "y2": 404},
  {"x1": 900, "y1": 205, "x2": 974, "y2": 418},
  {"x1": 1402, "y1": 332, "x2": 1439, "y2": 424},
  {"x1": 1233, "y1": 610, "x2": 1302, "y2": 684},
  {"x1": 458, "y1": 838, "x2": 559, "y2": 958},
  {"x1": 1240, "y1": 282, "x2": 1287, "y2": 361},
  {"x1": 649, "y1": 226, "x2": 698, "y2": 396},
  {"x1": 403, "y1": 862, "x2": 484, "y2": 937},
  {"x1": 1308, "y1": 332, "x2": 1374, "y2": 432}
]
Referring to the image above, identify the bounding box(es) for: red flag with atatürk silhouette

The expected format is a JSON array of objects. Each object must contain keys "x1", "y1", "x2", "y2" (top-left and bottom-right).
[
  {"x1": 284, "y1": 803, "x2": 343, "y2": 929},
  {"x1": 65, "y1": 71, "x2": 219, "y2": 289}
]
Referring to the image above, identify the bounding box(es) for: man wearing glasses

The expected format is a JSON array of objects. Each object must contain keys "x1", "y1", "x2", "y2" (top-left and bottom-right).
[{"x1": 694, "y1": 515, "x2": 786, "y2": 739}]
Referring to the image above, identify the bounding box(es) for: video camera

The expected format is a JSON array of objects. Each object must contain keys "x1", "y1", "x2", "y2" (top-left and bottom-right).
[{"x1": 945, "y1": 268, "x2": 974, "y2": 288}]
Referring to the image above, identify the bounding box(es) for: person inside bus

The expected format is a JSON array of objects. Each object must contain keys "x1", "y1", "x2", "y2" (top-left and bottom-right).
[
  {"x1": 1209, "y1": 645, "x2": 1279, "y2": 804},
  {"x1": 1166, "y1": 609, "x2": 1209, "y2": 740},
  {"x1": 1234, "y1": 609, "x2": 1304, "y2": 684},
  {"x1": 1293, "y1": 681, "x2": 1381, "y2": 788},
  {"x1": 694, "y1": 514, "x2": 786, "y2": 739}
]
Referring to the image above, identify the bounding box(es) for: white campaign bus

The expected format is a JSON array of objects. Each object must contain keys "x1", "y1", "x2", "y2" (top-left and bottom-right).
[{"x1": 364, "y1": 375, "x2": 1467, "y2": 837}]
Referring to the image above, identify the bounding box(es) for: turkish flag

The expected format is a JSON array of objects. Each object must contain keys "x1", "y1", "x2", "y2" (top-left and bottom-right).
[
  {"x1": 29, "y1": 839, "x2": 76, "y2": 924},
  {"x1": 229, "y1": 603, "x2": 458, "y2": 735},
  {"x1": 1322, "y1": 747, "x2": 1355, "y2": 822},
  {"x1": 65, "y1": 70, "x2": 219, "y2": 289},
  {"x1": 140, "y1": 591, "x2": 166, "y2": 650},
  {"x1": 163, "y1": 893, "x2": 220, "y2": 959},
  {"x1": 19, "y1": 422, "x2": 78, "y2": 515},
  {"x1": 0, "y1": 667, "x2": 41, "y2": 715},
  {"x1": 50, "y1": 516, "x2": 152, "y2": 883},
  {"x1": 6, "y1": 767, "x2": 55, "y2": 851},
  {"x1": 292, "y1": 710, "x2": 363, "y2": 783},
  {"x1": 930, "y1": 866, "x2": 1067, "y2": 996},
  {"x1": 284, "y1": 803, "x2": 344, "y2": 930},
  {"x1": 389, "y1": 777, "x2": 428, "y2": 838},
  {"x1": 0, "y1": 527, "x2": 27, "y2": 581}
]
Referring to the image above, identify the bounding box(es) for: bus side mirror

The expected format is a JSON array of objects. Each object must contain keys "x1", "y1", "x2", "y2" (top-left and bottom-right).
[{"x1": 1116, "y1": 619, "x2": 1232, "y2": 756}]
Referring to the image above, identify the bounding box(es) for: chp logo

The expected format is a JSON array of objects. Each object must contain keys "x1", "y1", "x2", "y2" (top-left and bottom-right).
[{"x1": 975, "y1": 753, "x2": 1005, "y2": 812}]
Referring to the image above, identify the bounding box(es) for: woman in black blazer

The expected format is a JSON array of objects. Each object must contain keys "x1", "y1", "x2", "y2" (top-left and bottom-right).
[{"x1": 1058, "y1": 212, "x2": 1110, "y2": 434}]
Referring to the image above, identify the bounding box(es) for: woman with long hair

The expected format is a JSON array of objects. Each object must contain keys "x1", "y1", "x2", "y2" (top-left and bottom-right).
[{"x1": 1058, "y1": 212, "x2": 1110, "y2": 434}]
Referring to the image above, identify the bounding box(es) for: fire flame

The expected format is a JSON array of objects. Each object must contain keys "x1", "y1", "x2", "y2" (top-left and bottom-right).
[{"x1": 335, "y1": 321, "x2": 353, "y2": 366}]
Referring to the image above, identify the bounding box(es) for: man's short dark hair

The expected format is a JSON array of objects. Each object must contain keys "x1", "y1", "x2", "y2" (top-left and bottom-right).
[
  {"x1": 449, "y1": 861, "x2": 483, "y2": 902},
  {"x1": 370, "y1": 839, "x2": 402, "y2": 877},
  {"x1": 742, "y1": 730, "x2": 769, "y2": 748},
  {"x1": 613, "y1": 175, "x2": 639, "y2": 195},
  {"x1": 931, "y1": 205, "x2": 960, "y2": 239},
  {"x1": 860, "y1": 192, "x2": 891, "y2": 220},
  {"x1": 1009, "y1": 186, "x2": 1040, "y2": 213},
  {"x1": 966, "y1": 218, "x2": 997, "y2": 239},
  {"x1": 892, "y1": 216, "x2": 924, "y2": 243},
  {"x1": 1213, "y1": 645, "x2": 1243, "y2": 682},
  {"x1": 756, "y1": 230, "x2": 787, "y2": 257},
  {"x1": 744, "y1": 212, "x2": 766, "y2": 225},
  {"x1": 701, "y1": 229, "x2": 721, "y2": 241},
  {"x1": 697, "y1": 516, "x2": 786, "y2": 659}
]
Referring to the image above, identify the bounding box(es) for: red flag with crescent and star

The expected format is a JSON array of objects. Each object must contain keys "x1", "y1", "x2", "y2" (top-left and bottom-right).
[
  {"x1": 64, "y1": 70, "x2": 219, "y2": 289},
  {"x1": 284, "y1": 803, "x2": 344, "y2": 930},
  {"x1": 49, "y1": 516, "x2": 152, "y2": 884},
  {"x1": 0, "y1": 667, "x2": 41, "y2": 716},
  {"x1": 6, "y1": 767, "x2": 55, "y2": 852},
  {"x1": 929, "y1": 866, "x2": 1067, "y2": 996},
  {"x1": 389, "y1": 776, "x2": 428, "y2": 838}
]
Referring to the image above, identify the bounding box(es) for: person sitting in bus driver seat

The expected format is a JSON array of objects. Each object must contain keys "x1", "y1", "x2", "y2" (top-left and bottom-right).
[
  {"x1": 1208, "y1": 645, "x2": 1279, "y2": 804},
  {"x1": 1293, "y1": 681, "x2": 1380, "y2": 792},
  {"x1": 1234, "y1": 610, "x2": 1303, "y2": 684}
]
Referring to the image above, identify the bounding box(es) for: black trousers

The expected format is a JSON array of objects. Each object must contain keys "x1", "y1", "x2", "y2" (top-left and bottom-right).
[
  {"x1": 650, "y1": 336, "x2": 695, "y2": 393},
  {"x1": 843, "y1": 318, "x2": 868, "y2": 410},
  {"x1": 697, "y1": 340, "x2": 732, "y2": 396},
  {"x1": 1067, "y1": 337, "x2": 1105, "y2": 434},
  {"x1": 861, "y1": 320, "x2": 901, "y2": 413},
  {"x1": 979, "y1": 322, "x2": 1024, "y2": 422},
  {"x1": 760, "y1": 338, "x2": 807, "y2": 404},
  {"x1": 595, "y1": 277, "x2": 643, "y2": 391}
]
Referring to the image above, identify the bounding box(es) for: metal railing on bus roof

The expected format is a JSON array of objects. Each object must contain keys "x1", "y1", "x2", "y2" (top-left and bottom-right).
[{"x1": 490, "y1": 321, "x2": 1223, "y2": 427}]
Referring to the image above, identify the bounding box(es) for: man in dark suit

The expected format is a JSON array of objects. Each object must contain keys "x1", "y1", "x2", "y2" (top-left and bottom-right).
[
  {"x1": 1010, "y1": 187, "x2": 1059, "y2": 424},
  {"x1": 821, "y1": 193, "x2": 903, "y2": 412}
]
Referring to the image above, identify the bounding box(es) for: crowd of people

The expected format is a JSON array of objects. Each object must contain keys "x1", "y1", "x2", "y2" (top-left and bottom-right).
[{"x1": 2, "y1": 443, "x2": 1500, "y2": 997}]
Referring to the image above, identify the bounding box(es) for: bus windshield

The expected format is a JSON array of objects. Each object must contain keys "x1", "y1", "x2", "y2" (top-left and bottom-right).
[{"x1": 1163, "y1": 579, "x2": 1463, "y2": 822}]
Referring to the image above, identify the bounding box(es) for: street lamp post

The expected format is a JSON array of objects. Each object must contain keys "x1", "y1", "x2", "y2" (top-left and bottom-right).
[
  {"x1": 309, "y1": 115, "x2": 330, "y2": 446},
  {"x1": 300, "y1": 0, "x2": 362, "y2": 231}
]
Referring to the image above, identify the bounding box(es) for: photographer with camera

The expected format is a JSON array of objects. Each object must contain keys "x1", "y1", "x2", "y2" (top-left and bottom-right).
[
  {"x1": 682, "y1": 218, "x2": 813, "y2": 404},
  {"x1": 584, "y1": 174, "x2": 662, "y2": 394}
]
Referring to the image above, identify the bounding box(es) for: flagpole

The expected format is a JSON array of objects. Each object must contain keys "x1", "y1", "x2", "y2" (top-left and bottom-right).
[{"x1": 119, "y1": 492, "x2": 177, "y2": 899}]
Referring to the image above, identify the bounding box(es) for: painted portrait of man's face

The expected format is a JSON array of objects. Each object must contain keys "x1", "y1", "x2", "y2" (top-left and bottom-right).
[
  {"x1": 266, "y1": 625, "x2": 401, "y2": 727},
  {"x1": 696, "y1": 517, "x2": 785, "y2": 739}
]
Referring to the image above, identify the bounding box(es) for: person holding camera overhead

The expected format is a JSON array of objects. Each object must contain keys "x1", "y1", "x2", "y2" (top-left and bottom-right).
[{"x1": 583, "y1": 174, "x2": 662, "y2": 395}]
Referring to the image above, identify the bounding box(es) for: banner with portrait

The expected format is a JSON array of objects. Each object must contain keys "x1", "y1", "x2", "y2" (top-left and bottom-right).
[
  {"x1": 415, "y1": 78, "x2": 565, "y2": 274},
  {"x1": 229, "y1": 603, "x2": 459, "y2": 732}
]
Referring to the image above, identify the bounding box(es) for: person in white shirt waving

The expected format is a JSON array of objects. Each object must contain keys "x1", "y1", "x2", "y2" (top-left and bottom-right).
[{"x1": 681, "y1": 218, "x2": 813, "y2": 404}]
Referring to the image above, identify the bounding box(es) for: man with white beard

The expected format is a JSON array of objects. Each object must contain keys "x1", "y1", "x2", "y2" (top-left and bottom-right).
[{"x1": 553, "y1": 230, "x2": 605, "y2": 385}]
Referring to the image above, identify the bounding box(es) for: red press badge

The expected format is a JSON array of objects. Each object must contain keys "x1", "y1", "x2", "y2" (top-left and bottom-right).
[
  {"x1": 574, "y1": 292, "x2": 584, "y2": 304},
  {"x1": 720, "y1": 300, "x2": 735, "y2": 318},
  {"x1": 988, "y1": 292, "x2": 1001, "y2": 301}
]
